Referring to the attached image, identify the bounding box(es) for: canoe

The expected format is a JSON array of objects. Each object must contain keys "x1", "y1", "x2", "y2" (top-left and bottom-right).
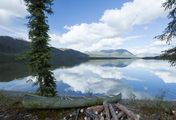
[{"x1": 22, "y1": 93, "x2": 122, "y2": 109}]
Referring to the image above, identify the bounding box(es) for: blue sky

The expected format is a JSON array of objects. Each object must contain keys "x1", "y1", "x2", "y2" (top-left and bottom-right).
[
  {"x1": 49, "y1": 0, "x2": 129, "y2": 33},
  {"x1": 0, "y1": 0, "x2": 174, "y2": 56}
]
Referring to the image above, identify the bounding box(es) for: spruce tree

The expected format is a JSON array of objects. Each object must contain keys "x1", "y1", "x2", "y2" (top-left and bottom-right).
[
  {"x1": 25, "y1": 0, "x2": 56, "y2": 96},
  {"x1": 156, "y1": 0, "x2": 176, "y2": 66}
]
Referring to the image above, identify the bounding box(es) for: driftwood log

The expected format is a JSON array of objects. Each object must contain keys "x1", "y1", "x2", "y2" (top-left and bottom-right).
[
  {"x1": 87, "y1": 105, "x2": 104, "y2": 114},
  {"x1": 117, "y1": 111, "x2": 125, "y2": 119},
  {"x1": 116, "y1": 103, "x2": 140, "y2": 120},
  {"x1": 63, "y1": 102, "x2": 140, "y2": 120},
  {"x1": 75, "y1": 109, "x2": 80, "y2": 120},
  {"x1": 103, "y1": 101, "x2": 111, "y2": 120},
  {"x1": 109, "y1": 104, "x2": 118, "y2": 120}
]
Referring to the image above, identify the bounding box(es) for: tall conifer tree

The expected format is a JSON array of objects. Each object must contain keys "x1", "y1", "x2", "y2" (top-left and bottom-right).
[
  {"x1": 25, "y1": 0, "x2": 56, "y2": 96},
  {"x1": 156, "y1": 0, "x2": 176, "y2": 66}
]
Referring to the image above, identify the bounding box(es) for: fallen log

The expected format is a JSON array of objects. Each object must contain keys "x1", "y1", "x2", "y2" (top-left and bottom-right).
[
  {"x1": 63, "y1": 111, "x2": 76, "y2": 120},
  {"x1": 109, "y1": 104, "x2": 118, "y2": 120},
  {"x1": 103, "y1": 101, "x2": 111, "y2": 120},
  {"x1": 87, "y1": 105, "x2": 104, "y2": 114},
  {"x1": 22, "y1": 93, "x2": 121, "y2": 109},
  {"x1": 75, "y1": 109, "x2": 80, "y2": 120},
  {"x1": 85, "y1": 109, "x2": 100, "y2": 120},
  {"x1": 116, "y1": 103, "x2": 140, "y2": 120},
  {"x1": 84, "y1": 110, "x2": 98, "y2": 119},
  {"x1": 87, "y1": 117, "x2": 91, "y2": 120},
  {"x1": 100, "y1": 116, "x2": 105, "y2": 120},
  {"x1": 117, "y1": 111, "x2": 125, "y2": 119}
]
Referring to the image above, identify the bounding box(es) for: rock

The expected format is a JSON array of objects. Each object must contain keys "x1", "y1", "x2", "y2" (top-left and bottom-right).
[
  {"x1": 25, "y1": 114, "x2": 32, "y2": 118},
  {"x1": 45, "y1": 117, "x2": 52, "y2": 120},
  {"x1": 172, "y1": 110, "x2": 176, "y2": 116},
  {"x1": 4, "y1": 115, "x2": 10, "y2": 119},
  {"x1": 33, "y1": 115, "x2": 39, "y2": 120}
]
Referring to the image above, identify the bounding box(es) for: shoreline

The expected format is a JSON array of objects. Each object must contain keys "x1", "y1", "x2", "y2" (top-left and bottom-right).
[
  {"x1": 89, "y1": 57, "x2": 160, "y2": 60},
  {"x1": 0, "y1": 90, "x2": 176, "y2": 120},
  {"x1": 1, "y1": 90, "x2": 175, "y2": 101}
]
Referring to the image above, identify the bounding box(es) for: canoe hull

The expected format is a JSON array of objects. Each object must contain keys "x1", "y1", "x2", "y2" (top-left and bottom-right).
[{"x1": 22, "y1": 93, "x2": 122, "y2": 109}]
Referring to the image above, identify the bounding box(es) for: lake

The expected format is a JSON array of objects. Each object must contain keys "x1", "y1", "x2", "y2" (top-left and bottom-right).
[{"x1": 0, "y1": 59, "x2": 176, "y2": 100}]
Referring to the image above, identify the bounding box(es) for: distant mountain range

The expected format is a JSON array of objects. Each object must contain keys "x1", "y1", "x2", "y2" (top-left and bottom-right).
[
  {"x1": 87, "y1": 49, "x2": 135, "y2": 58},
  {"x1": 0, "y1": 36, "x2": 89, "y2": 66},
  {"x1": 0, "y1": 36, "x2": 159, "y2": 65},
  {"x1": 0, "y1": 36, "x2": 90, "y2": 81},
  {"x1": 0, "y1": 36, "x2": 160, "y2": 81}
]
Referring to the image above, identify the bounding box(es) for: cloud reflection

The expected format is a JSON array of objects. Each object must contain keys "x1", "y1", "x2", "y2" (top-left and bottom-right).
[{"x1": 0, "y1": 59, "x2": 176, "y2": 100}]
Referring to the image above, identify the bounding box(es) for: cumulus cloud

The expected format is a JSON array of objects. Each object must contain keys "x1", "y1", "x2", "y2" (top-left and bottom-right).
[
  {"x1": 0, "y1": 0, "x2": 169, "y2": 55},
  {"x1": 50, "y1": 23, "x2": 122, "y2": 51},
  {"x1": 130, "y1": 40, "x2": 171, "y2": 57},
  {"x1": 50, "y1": 0, "x2": 166, "y2": 52},
  {"x1": 130, "y1": 38, "x2": 176, "y2": 57},
  {"x1": 0, "y1": 0, "x2": 27, "y2": 24},
  {"x1": 101, "y1": 0, "x2": 166, "y2": 32},
  {"x1": 0, "y1": 0, "x2": 28, "y2": 38},
  {"x1": 0, "y1": 25, "x2": 28, "y2": 39}
]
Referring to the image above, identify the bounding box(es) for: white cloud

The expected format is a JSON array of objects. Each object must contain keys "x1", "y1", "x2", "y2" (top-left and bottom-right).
[
  {"x1": 0, "y1": 0, "x2": 28, "y2": 39},
  {"x1": 50, "y1": 0, "x2": 167, "y2": 53},
  {"x1": 130, "y1": 40, "x2": 171, "y2": 57},
  {"x1": 0, "y1": 0, "x2": 27, "y2": 24},
  {"x1": 50, "y1": 23, "x2": 122, "y2": 51},
  {"x1": 130, "y1": 39, "x2": 176, "y2": 57},
  {"x1": 0, "y1": 25, "x2": 28, "y2": 39},
  {"x1": 0, "y1": 0, "x2": 169, "y2": 56},
  {"x1": 101, "y1": 0, "x2": 166, "y2": 32}
]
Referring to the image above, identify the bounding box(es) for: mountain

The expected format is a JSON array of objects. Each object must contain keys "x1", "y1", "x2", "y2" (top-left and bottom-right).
[
  {"x1": 142, "y1": 56, "x2": 160, "y2": 60},
  {"x1": 0, "y1": 36, "x2": 90, "y2": 81},
  {"x1": 87, "y1": 49, "x2": 135, "y2": 58},
  {"x1": 0, "y1": 36, "x2": 89, "y2": 65},
  {"x1": 87, "y1": 59, "x2": 134, "y2": 68}
]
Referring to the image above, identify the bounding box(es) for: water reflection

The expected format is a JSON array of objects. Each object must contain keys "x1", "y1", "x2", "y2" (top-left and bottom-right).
[
  {"x1": 0, "y1": 57, "x2": 88, "y2": 82},
  {"x1": 0, "y1": 62, "x2": 29, "y2": 82},
  {"x1": 0, "y1": 59, "x2": 176, "y2": 100}
]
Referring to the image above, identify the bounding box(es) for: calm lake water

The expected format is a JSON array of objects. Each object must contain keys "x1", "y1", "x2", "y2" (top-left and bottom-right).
[{"x1": 0, "y1": 59, "x2": 176, "y2": 100}]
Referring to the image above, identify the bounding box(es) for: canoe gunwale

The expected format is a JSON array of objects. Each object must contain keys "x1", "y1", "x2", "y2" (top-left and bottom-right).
[{"x1": 22, "y1": 93, "x2": 122, "y2": 109}]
